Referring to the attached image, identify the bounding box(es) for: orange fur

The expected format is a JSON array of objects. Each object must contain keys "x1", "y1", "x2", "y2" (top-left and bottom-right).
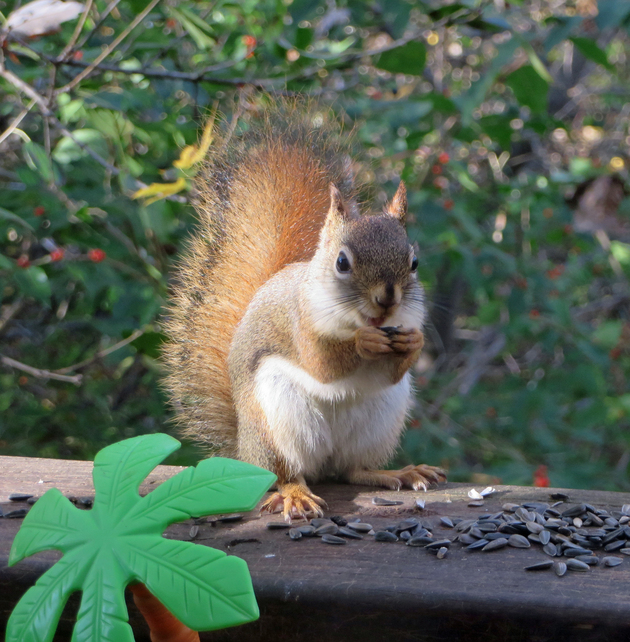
[{"x1": 162, "y1": 101, "x2": 357, "y2": 456}]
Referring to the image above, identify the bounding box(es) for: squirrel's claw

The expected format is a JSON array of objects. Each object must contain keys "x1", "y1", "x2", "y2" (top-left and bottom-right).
[
  {"x1": 347, "y1": 464, "x2": 447, "y2": 492},
  {"x1": 260, "y1": 483, "x2": 327, "y2": 523}
]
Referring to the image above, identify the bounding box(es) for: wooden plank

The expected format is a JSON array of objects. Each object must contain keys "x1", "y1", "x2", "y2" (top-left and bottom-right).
[{"x1": 2, "y1": 455, "x2": 630, "y2": 641}]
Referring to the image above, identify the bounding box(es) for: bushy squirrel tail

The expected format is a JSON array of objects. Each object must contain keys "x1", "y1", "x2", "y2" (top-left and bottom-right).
[{"x1": 162, "y1": 99, "x2": 358, "y2": 456}]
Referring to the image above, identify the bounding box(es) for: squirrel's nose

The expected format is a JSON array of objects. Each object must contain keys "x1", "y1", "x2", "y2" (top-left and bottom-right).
[{"x1": 375, "y1": 284, "x2": 400, "y2": 310}]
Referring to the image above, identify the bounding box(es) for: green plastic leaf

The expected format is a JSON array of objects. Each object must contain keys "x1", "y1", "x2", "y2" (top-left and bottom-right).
[
  {"x1": 7, "y1": 549, "x2": 90, "y2": 642},
  {"x1": 375, "y1": 40, "x2": 426, "y2": 75},
  {"x1": 505, "y1": 65, "x2": 549, "y2": 114},
  {"x1": 121, "y1": 537, "x2": 259, "y2": 631},
  {"x1": 7, "y1": 435, "x2": 277, "y2": 641},
  {"x1": 570, "y1": 37, "x2": 614, "y2": 71},
  {"x1": 23, "y1": 142, "x2": 55, "y2": 183}
]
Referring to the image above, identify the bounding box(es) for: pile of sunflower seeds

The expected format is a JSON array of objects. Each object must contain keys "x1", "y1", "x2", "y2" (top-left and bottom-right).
[{"x1": 268, "y1": 497, "x2": 630, "y2": 575}]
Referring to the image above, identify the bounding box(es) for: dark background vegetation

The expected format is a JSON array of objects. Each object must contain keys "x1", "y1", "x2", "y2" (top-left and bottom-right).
[{"x1": 2, "y1": 0, "x2": 630, "y2": 490}]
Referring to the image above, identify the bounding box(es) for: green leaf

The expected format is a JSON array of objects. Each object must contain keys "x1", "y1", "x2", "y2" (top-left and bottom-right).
[
  {"x1": 52, "y1": 129, "x2": 108, "y2": 165},
  {"x1": 6, "y1": 550, "x2": 89, "y2": 642},
  {"x1": 23, "y1": 142, "x2": 55, "y2": 183},
  {"x1": 122, "y1": 537, "x2": 260, "y2": 631},
  {"x1": 9, "y1": 489, "x2": 93, "y2": 564},
  {"x1": 570, "y1": 37, "x2": 614, "y2": 71},
  {"x1": 12, "y1": 266, "x2": 51, "y2": 302},
  {"x1": 71, "y1": 560, "x2": 133, "y2": 642},
  {"x1": 91, "y1": 433, "x2": 181, "y2": 524},
  {"x1": 122, "y1": 456, "x2": 276, "y2": 533},
  {"x1": 375, "y1": 40, "x2": 426, "y2": 75},
  {"x1": 7, "y1": 435, "x2": 275, "y2": 641},
  {"x1": 505, "y1": 65, "x2": 549, "y2": 113}
]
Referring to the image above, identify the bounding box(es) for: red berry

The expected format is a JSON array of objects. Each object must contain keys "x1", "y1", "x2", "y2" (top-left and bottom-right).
[
  {"x1": 529, "y1": 309, "x2": 540, "y2": 319},
  {"x1": 438, "y1": 152, "x2": 450, "y2": 164},
  {"x1": 165, "y1": 18, "x2": 177, "y2": 28},
  {"x1": 50, "y1": 248, "x2": 65, "y2": 262},
  {"x1": 34, "y1": 206, "x2": 45, "y2": 216},
  {"x1": 88, "y1": 248, "x2": 106, "y2": 263},
  {"x1": 72, "y1": 50, "x2": 83, "y2": 61},
  {"x1": 16, "y1": 255, "x2": 30, "y2": 268},
  {"x1": 431, "y1": 164, "x2": 442, "y2": 175},
  {"x1": 610, "y1": 347, "x2": 622, "y2": 360},
  {"x1": 242, "y1": 35, "x2": 257, "y2": 48},
  {"x1": 443, "y1": 199, "x2": 454, "y2": 210}
]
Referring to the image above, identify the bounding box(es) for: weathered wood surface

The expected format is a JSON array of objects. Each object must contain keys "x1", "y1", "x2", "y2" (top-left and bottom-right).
[{"x1": 2, "y1": 455, "x2": 630, "y2": 641}]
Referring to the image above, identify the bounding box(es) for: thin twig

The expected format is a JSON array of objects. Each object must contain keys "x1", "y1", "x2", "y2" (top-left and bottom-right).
[
  {"x1": 54, "y1": 327, "x2": 146, "y2": 374},
  {"x1": 74, "y1": 0, "x2": 122, "y2": 50},
  {"x1": 0, "y1": 298, "x2": 24, "y2": 335},
  {"x1": 0, "y1": 98, "x2": 35, "y2": 145},
  {"x1": 55, "y1": 0, "x2": 163, "y2": 96},
  {"x1": 1, "y1": 354, "x2": 83, "y2": 385},
  {"x1": 57, "y1": 0, "x2": 95, "y2": 62}
]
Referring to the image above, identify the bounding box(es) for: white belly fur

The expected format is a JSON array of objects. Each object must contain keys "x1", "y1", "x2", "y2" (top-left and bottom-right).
[{"x1": 254, "y1": 356, "x2": 412, "y2": 479}]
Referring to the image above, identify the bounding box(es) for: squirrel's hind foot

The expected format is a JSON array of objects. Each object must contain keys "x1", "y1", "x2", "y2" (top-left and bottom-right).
[
  {"x1": 348, "y1": 464, "x2": 447, "y2": 492},
  {"x1": 260, "y1": 481, "x2": 327, "y2": 522}
]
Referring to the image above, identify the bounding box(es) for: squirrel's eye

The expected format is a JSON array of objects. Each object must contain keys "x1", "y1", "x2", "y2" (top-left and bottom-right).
[
  {"x1": 411, "y1": 256, "x2": 418, "y2": 271},
  {"x1": 336, "y1": 252, "x2": 351, "y2": 273}
]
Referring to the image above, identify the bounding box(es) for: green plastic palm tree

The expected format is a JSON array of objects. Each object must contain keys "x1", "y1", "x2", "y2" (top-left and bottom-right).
[{"x1": 7, "y1": 433, "x2": 276, "y2": 642}]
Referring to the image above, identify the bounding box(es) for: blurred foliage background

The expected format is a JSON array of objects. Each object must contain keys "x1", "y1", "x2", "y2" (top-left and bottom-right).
[{"x1": 2, "y1": 0, "x2": 630, "y2": 489}]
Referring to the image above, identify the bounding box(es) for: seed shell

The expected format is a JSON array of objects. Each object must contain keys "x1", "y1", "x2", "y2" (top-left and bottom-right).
[
  {"x1": 543, "y1": 543, "x2": 559, "y2": 557},
  {"x1": 425, "y1": 539, "x2": 452, "y2": 550},
  {"x1": 437, "y1": 546, "x2": 448, "y2": 559},
  {"x1": 508, "y1": 534, "x2": 531, "y2": 549},
  {"x1": 407, "y1": 536, "x2": 434, "y2": 547},
  {"x1": 440, "y1": 517, "x2": 454, "y2": 528},
  {"x1": 566, "y1": 559, "x2": 590, "y2": 572},
  {"x1": 603, "y1": 556, "x2": 623, "y2": 567},
  {"x1": 289, "y1": 528, "x2": 303, "y2": 541},
  {"x1": 311, "y1": 518, "x2": 334, "y2": 528},
  {"x1": 374, "y1": 531, "x2": 398, "y2": 542},
  {"x1": 337, "y1": 526, "x2": 363, "y2": 540},
  {"x1": 9, "y1": 493, "x2": 33, "y2": 502},
  {"x1": 267, "y1": 521, "x2": 291, "y2": 530},
  {"x1": 189, "y1": 525, "x2": 199, "y2": 539},
  {"x1": 372, "y1": 497, "x2": 403, "y2": 506},
  {"x1": 554, "y1": 562, "x2": 567, "y2": 576},
  {"x1": 330, "y1": 515, "x2": 348, "y2": 527},
  {"x1": 482, "y1": 537, "x2": 508, "y2": 552},
  {"x1": 321, "y1": 534, "x2": 347, "y2": 545},
  {"x1": 346, "y1": 522, "x2": 372, "y2": 533}
]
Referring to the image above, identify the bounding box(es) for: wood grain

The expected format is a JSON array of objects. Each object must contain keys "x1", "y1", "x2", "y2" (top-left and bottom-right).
[{"x1": 2, "y1": 455, "x2": 630, "y2": 641}]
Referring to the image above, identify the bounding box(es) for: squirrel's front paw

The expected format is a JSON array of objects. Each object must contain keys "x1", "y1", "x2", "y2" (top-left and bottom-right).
[
  {"x1": 260, "y1": 482, "x2": 327, "y2": 522},
  {"x1": 355, "y1": 326, "x2": 393, "y2": 360},
  {"x1": 389, "y1": 327, "x2": 425, "y2": 355}
]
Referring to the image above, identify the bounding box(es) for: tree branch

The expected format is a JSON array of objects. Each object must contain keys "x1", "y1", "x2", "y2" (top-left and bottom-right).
[{"x1": 1, "y1": 354, "x2": 83, "y2": 385}]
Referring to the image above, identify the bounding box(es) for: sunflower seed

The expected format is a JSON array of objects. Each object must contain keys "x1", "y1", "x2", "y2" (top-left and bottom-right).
[
  {"x1": 330, "y1": 515, "x2": 348, "y2": 527},
  {"x1": 26, "y1": 497, "x2": 39, "y2": 505},
  {"x1": 289, "y1": 528, "x2": 302, "y2": 540},
  {"x1": 563, "y1": 547, "x2": 593, "y2": 558},
  {"x1": 321, "y1": 534, "x2": 347, "y2": 545},
  {"x1": 468, "y1": 500, "x2": 485, "y2": 507},
  {"x1": 436, "y1": 546, "x2": 448, "y2": 559},
  {"x1": 440, "y1": 517, "x2": 454, "y2": 528},
  {"x1": 543, "y1": 542, "x2": 559, "y2": 557},
  {"x1": 407, "y1": 536, "x2": 435, "y2": 547},
  {"x1": 311, "y1": 518, "x2": 334, "y2": 528},
  {"x1": 603, "y1": 556, "x2": 623, "y2": 567},
  {"x1": 508, "y1": 534, "x2": 531, "y2": 549},
  {"x1": 604, "y1": 540, "x2": 626, "y2": 552},
  {"x1": 416, "y1": 499, "x2": 426, "y2": 510},
  {"x1": 467, "y1": 538, "x2": 490, "y2": 551},
  {"x1": 576, "y1": 555, "x2": 599, "y2": 566},
  {"x1": 482, "y1": 537, "x2": 508, "y2": 552},
  {"x1": 374, "y1": 531, "x2": 398, "y2": 542},
  {"x1": 566, "y1": 559, "x2": 590, "y2": 572},
  {"x1": 619, "y1": 548, "x2": 630, "y2": 555},
  {"x1": 539, "y1": 530, "x2": 551, "y2": 545},
  {"x1": 218, "y1": 514, "x2": 242, "y2": 523},
  {"x1": 550, "y1": 493, "x2": 569, "y2": 501},
  {"x1": 525, "y1": 561, "x2": 553, "y2": 571},
  {"x1": 266, "y1": 522, "x2": 291, "y2": 530},
  {"x1": 373, "y1": 497, "x2": 403, "y2": 506},
  {"x1": 314, "y1": 523, "x2": 339, "y2": 536},
  {"x1": 425, "y1": 539, "x2": 452, "y2": 550},
  {"x1": 554, "y1": 562, "x2": 567, "y2": 576},
  {"x1": 346, "y1": 522, "x2": 372, "y2": 533},
  {"x1": 622, "y1": 504, "x2": 630, "y2": 516},
  {"x1": 4, "y1": 508, "x2": 28, "y2": 518},
  {"x1": 337, "y1": 526, "x2": 363, "y2": 540},
  {"x1": 297, "y1": 525, "x2": 316, "y2": 537},
  {"x1": 189, "y1": 525, "x2": 199, "y2": 539},
  {"x1": 9, "y1": 493, "x2": 33, "y2": 502}
]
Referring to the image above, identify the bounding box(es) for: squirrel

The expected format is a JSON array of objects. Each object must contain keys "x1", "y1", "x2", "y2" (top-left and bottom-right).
[{"x1": 163, "y1": 99, "x2": 446, "y2": 520}]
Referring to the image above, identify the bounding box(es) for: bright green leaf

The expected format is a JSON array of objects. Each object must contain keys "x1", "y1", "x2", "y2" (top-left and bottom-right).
[
  {"x1": 375, "y1": 40, "x2": 426, "y2": 75},
  {"x1": 505, "y1": 65, "x2": 548, "y2": 114}
]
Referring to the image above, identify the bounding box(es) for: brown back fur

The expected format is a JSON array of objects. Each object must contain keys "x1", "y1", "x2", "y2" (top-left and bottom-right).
[{"x1": 162, "y1": 100, "x2": 357, "y2": 456}]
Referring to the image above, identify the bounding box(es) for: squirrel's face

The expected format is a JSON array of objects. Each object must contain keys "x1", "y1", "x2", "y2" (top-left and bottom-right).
[{"x1": 308, "y1": 183, "x2": 426, "y2": 338}]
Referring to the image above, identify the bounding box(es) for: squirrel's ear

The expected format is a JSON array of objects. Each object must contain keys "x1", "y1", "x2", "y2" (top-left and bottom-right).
[
  {"x1": 326, "y1": 183, "x2": 352, "y2": 223},
  {"x1": 385, "y1": 181, "x2": 407, "y2": 223}
]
